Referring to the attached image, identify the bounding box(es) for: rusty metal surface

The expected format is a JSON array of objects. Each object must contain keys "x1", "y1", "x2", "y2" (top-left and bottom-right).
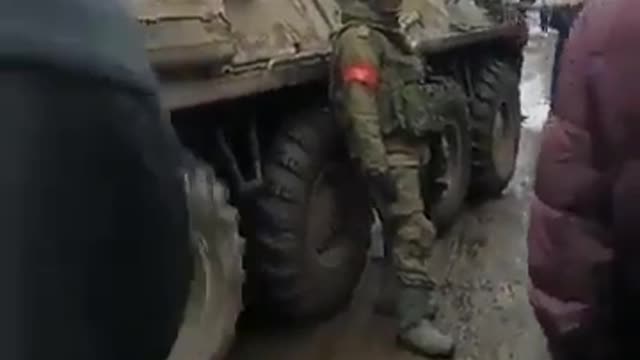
[{"x1": 127, "y1": 0, "x2": 525, "y2": 109}]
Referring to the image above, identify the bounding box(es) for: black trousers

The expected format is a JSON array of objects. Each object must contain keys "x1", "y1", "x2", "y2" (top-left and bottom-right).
[
  {"x1": 540, "y1": 7, "x2": 550, "y2": 32},
  {"x1": 0, "y1": 64, "x2": 191, "y2": 360},
  {"x1": 549, "y1": 5, "x2": 582, "y2": 108}
]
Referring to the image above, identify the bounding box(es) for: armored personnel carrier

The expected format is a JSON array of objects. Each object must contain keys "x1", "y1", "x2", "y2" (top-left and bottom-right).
[{"x1": 127, "y1": 0, "x2": 528, "y2": 358}]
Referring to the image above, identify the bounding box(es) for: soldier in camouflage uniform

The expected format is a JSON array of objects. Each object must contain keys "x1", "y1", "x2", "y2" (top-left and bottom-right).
[{"x1": 330, "y1": 0, "x2": 458, "y2": 357}]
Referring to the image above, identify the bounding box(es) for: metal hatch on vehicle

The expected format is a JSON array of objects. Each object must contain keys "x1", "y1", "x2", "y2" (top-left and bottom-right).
[{"x1": 130, "y1": 0, "x2": 236, "y2": 70}]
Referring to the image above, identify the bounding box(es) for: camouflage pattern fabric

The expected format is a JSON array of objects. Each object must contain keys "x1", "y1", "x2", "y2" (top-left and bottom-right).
[
  {"x1": 383, "y1": 144, "x2": 437, "y2": 288},
  {"x1": 329, "y1": 2, "x2": 437, "y2": 289},
  {"x1": 330, "y1": 20, "x2": 389, "y2": 174},
  {"x1": 331, "y1": 4, "x2": 457, "y2": 355}
]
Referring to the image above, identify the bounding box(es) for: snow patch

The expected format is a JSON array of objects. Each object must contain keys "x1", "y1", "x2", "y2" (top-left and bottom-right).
[
  {"x1": 519, "y1": 20, "x2": 554, "y2": 132},
  {"x1": 520, "y1": 79, "x2": 549, "y2": 132}
]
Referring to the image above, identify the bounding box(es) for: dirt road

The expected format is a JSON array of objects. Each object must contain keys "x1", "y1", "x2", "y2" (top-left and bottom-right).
[{"x1": 228, "y1": 22, "x2": 557, "y2": 360}]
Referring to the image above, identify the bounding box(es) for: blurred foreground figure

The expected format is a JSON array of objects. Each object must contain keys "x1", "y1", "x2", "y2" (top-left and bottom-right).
[
  {"x1": 0, "y1": 1, "x2": 191, "y2": 359},
  {"x1": 528, "y1": 0, "x2": 640, "y2": 358}
]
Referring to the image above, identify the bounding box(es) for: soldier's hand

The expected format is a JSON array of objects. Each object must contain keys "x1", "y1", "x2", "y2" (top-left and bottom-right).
[{"x1": 367, "y1": 169, "x2": 398, "y2": 203}]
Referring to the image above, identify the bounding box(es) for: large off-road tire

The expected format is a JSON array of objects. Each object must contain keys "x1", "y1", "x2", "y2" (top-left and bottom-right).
[
  {"x1": 167, "y1": 156, "x2": 245, "y2": 360},
  {"x1": 469, "y1": 59, "x2": 522, "y2": 198},
  {"x1": 422, "y1": 109, "x2": 473, "y2": 231},
  {"x1": 254, "y1": 107, "x2": 371, "y2": 321}
]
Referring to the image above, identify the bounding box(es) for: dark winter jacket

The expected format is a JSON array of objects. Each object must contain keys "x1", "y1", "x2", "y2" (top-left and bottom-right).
[
  {"x1": 0, "y1": 2, "x2": 190, "y2": 360},
  {"x1": 0, "y1": 0, "x2": 155, "y2": 93},
  {"x1": 548, "y1": 3, "x2": 583, "y2": 37},
  {"x1": 548, "y1": 2, "x2": 583, "y2": 104},
  {"x1": 528, "y1": 0, "x2": 640, "y2": 358}
]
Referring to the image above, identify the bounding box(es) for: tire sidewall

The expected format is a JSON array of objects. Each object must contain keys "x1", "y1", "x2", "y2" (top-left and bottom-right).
[
  {"x1": 423, "y1": 110, "x2": 472, "y2": 231},
  {"x1": 485, "y1": 66, "x2": 521, "y2": 183},
  {"x1": 470, "y1": 60, "x2": 522, "y2": 196},
  {"x1": 255, "y1": 107, "x2": 371, "y2": 321}
]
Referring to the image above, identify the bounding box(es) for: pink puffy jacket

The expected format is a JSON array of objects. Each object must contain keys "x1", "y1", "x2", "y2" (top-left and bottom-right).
[{"x1": 528, "y1": 0, "x2": 640, "y2": 358}]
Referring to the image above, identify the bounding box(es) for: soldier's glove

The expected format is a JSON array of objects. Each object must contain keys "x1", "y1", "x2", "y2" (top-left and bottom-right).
[{"x1": 367, "y1": 169, "x2": 398, "y2": 203}]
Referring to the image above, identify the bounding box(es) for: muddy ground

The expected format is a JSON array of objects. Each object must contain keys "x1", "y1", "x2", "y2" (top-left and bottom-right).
[{"x1": 228, "y1": 18, "x2": 557, "y2": 360}]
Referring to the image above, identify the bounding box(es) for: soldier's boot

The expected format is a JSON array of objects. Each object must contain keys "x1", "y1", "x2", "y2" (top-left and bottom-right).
[
  {"x1": 397, "y1": 318, "x2": 455, "y2": 357},
  {"x1": 396, "y1": 287, "x2": 455, "y2": 358}
]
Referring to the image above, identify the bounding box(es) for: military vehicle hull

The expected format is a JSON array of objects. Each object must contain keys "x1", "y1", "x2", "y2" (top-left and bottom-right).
[
  {"x1": 130, "y1": 0, "x2": 525, "y2": 107},
  {"x1": 128, "y1": 1, "x2": 528, "y2": 359}
]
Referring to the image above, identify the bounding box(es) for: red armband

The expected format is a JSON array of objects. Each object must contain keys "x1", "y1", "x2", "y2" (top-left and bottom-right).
[{"x1": 342, "y1": 63, "x2": 380, "y2": 91}]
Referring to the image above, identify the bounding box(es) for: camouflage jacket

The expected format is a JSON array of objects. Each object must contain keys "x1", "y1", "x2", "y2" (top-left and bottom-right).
[{"x1": 330, "y1": 2, "x2": 440, "y2": 173}]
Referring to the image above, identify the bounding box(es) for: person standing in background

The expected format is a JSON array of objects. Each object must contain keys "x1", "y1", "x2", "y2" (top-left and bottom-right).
[
  {"x1": 539, "y1": 0, "x2": 551, "y2": 33},
  {"x1": 0, "y1": 1, "x2": 191, "y2": 359},
  {"x1": 527, "y1": 0, "x2": 640, "y2": 358},
  {"x1": 547, "y1": 0, "x2": 584, "y2": 105}
]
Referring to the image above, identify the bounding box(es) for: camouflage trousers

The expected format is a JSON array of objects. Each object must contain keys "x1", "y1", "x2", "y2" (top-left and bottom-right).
[{"x1": 377, "y1": 138, "x2": 436, "y2": 289}]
